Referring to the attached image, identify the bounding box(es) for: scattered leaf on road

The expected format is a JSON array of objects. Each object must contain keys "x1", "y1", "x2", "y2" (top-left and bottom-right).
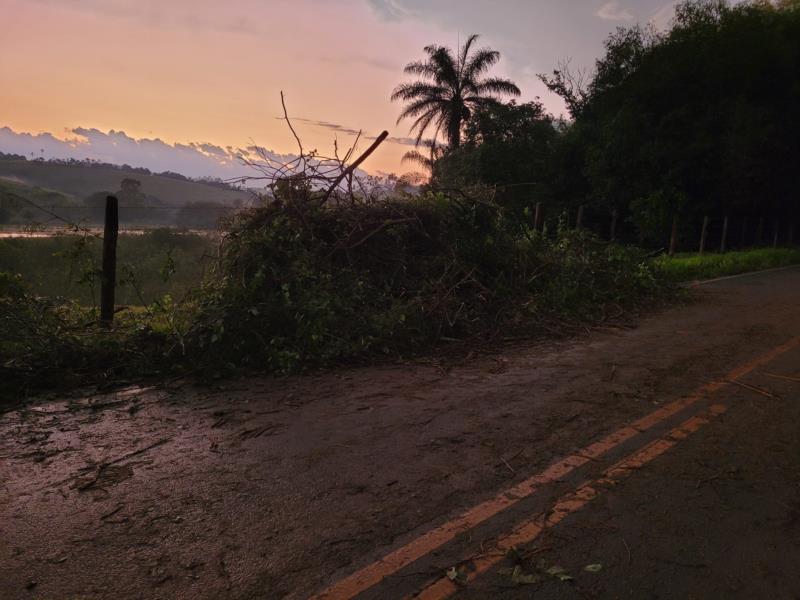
[
  {"x1": 511, "y1": 565, "x2": 541, "y2": 585},
  {"x1": 545, "y1": 565, "x2": 573, "y2": 582}
]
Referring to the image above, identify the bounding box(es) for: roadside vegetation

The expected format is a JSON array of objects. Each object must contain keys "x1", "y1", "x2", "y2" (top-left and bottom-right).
[
  {"x1": 656, "y1": 248, "x2": 800, "y2": 282},
  {"x1": 0, "y1": 189, "x2": 671, "y2": 399},
  {"x1": 0, "y1": 230, "x2": 216, "y2": 304}
]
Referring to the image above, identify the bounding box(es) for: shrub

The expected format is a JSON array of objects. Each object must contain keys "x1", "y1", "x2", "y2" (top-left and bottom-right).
[{"x1": 190, "y1": 192, "x2": 668, "y2": 372}]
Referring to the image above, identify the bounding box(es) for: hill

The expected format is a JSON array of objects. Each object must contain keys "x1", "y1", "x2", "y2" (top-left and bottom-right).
[{"x1": 0, "y1": 159, "x2": 252, "y2": 208}]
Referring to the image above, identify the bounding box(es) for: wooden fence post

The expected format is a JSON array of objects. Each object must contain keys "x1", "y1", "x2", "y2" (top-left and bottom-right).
[
  {"x1": 610, "y1": 208, "x2": 618, "y2": 241},
  {"x1": 100, "y1": 195, "x2": 119, "y2": 325},
  {"x1": 669, "y1": 214, "x2": 679, "y2": 256},
  {"x1": 773, "y1": 220, "x2": 779, "y2": 248},
  {"x1": 576, "y1": 205, "x2": 584, "y2": 229},
  {"x1": 699, "y1": 215, "x2": 709, "y2": 255},
  {"x1": 720, "y1": 215, "x2": 729, "y2": 253},
  {"x1": 533, "y1": 202, "x2": 543, "y2": 232},
  {"x1": 756, "y1": 218, "x2": 764, "y2": 245}
]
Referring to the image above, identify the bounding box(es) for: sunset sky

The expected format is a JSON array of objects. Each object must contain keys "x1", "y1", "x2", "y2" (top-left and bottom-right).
[{"x1": 1, "y1": 0, "x2": 683, "y2": 177}]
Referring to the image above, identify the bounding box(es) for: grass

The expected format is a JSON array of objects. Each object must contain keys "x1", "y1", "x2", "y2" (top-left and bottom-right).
[
  {"x1": 0, "y1": 230, "x2": 218, "y2": 305},
  {"x1": 655, "y1": 247, "x2": 800, "y2": 281}
]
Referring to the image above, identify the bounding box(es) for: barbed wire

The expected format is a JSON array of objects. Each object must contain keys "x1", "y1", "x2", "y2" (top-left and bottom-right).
[
  {"x1": 9, "y1": 205, "x2": 248, "y2": 210},
  {"x1": 3, "y1": 191, "x2": 104, "y2": 239}
]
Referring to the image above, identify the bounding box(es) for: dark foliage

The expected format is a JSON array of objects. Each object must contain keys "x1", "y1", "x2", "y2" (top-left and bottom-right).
[
  {"x1": 190, "y1": 192, "x2": 667, "y2": 373},
  {"x1": 541, "y1": 0, "x2": 800, "y2": 245}
]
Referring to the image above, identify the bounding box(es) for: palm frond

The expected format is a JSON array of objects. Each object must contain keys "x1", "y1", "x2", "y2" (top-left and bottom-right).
[
  {"x1": 401, "y1": 149, "x2": 433, "y2": 169},
  {"x1": 463, "y1": 48, "x2": 500, "y2": 81},
  {"x1": 426, "y1": 46, "x2": 459, "y2": 86},
  {"x1": 408, "y1": 110, "x2": 441, "y2": 146},
  {"x1": 403, "y1": 60, "x2": 437, "y2": 78},
  {"x1": 395, "y1": 96, "x2": 447, "y2": 124},
  {"x1": 459, "y1": 34, "x2": 481, "y2": 72},
  {"x1": 390, "y1": 82, "x2": 447, "y2": 102},
  {"x1": 474, "y1": 77, "x2": 521, "y2": 97}
]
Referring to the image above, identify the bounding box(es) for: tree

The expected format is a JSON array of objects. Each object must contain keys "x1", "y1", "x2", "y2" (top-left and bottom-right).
[
  {"x1": 391, "y1": 34, "x2": 520, "y2": 149},
  {"x1": 433, "y1": 100, "x2": 559, "y2": 219},
  {"x1": 540, "y1": 0, "x2": 800, "y2": 245},
  {"x1": 120, "y1": 178, "x2": 141, "y2": 194}
]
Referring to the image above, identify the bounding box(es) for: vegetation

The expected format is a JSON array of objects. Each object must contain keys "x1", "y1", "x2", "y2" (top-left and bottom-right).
[
  {"x1": 0, "y1": 158, "x2": 249, "y2": 228},
  {"x1": 0, "y1": 189, "x2": 671, "y2": 399},
  {"x1": 0, "y1": 173, "x2": 238, "y2": 228},
  {"x1": 426, "y1": 1, "x2": 800, "y2": 248},
  {"x1": 0, "y1": 178, "x2": 78, "y2": 225},
  {"x1": 191, "y1": 193, "x2": 667, "y2": 373},
  {"x1": 0, "y1": 158, "x2": 248, "y2": 205},
  {"x1": 655, "y1": 248, "x2": 800, "y2": 282}
]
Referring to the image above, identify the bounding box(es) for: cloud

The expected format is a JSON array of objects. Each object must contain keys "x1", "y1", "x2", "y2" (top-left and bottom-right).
[
  {"x1": 0, "y1": 126, "x2": 298, "y2": 180},
  {"x1": 365, "y1": 0, "x2": 412, "y2": 22},
  {"x1": 294, "y1": 118, "x2": 417, "y2": 146},
  {"x1": 314, "y1": 54, "x2": 400, "y2": 72},
  {"x1": 650, "y1": 1, "x2": 678, "y2": 30},
  {"x1": 294, "y1": 118, "x2": 363, "y2": 137},
  {"x1": 595, "y1": 2, "x2": 635, "y2": 21},
  {"x1": 384, "y1": 135, "x2": 418, "y2": 146},
  {"x1": 28, "y1": 0, "x2": 260, "y2": 36}
]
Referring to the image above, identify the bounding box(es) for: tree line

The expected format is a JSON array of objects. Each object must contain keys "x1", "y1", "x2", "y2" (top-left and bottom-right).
[{"x1": 392, "y1": 0, "x2": 800, "y2": 250}]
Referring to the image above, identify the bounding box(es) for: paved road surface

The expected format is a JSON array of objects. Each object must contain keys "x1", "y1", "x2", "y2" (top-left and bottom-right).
[{"x1": 1, "y1": 267, "x2": 799, "y2": 599}]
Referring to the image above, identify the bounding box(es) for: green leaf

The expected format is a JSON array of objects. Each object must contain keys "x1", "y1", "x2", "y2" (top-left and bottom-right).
[
  {"x1": 545, "y1": 565, "x2": 573, "y2": 582},
  {"x1": 511, "y1": 565, "x2": 541, "y2": 585}
]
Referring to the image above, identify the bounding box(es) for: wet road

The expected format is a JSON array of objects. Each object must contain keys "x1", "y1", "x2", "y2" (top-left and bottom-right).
[{"x1": 1, "y1": 266, "x2": 799, "y2": 599}]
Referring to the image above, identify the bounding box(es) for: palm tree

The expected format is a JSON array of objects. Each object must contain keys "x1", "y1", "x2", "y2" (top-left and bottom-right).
[
  {"x1": 401, "y1": 140, "x2": 444, "y2": 173},
  {"x1": 392, "y1": 34, "x2": 521, "y2": 150}
]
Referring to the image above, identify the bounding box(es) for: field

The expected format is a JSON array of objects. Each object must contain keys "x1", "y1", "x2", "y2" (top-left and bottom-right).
[{"x1": 0, "y1": 230, "x2": 217, "y2": 305}]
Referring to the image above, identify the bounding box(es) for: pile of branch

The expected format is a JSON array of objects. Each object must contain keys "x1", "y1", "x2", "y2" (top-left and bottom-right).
[{"x1": 234, "y1": 92, "x2": 389, "y2": 207}]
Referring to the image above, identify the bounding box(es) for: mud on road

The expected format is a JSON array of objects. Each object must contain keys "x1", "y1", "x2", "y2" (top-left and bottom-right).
[{"x1": 1, "y1": 267, "x2": 799, "y2": 599}]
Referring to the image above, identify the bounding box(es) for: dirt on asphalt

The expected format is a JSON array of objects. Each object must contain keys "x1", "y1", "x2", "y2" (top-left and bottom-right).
[{"x1": 1, "y1": 266, "x2": 799, "y2": 599}]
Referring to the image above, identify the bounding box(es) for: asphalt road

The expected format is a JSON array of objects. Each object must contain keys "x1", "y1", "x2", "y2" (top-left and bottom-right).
[{"x1": 1, "y1": 266, "x2": 799, "y2": 599}]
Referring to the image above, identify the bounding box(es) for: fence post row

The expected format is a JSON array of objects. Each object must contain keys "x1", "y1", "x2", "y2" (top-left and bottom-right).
[
  {"x1": 699, "y1": 215, "x2": 710, "y2": 255},
  {"x1": 100, "y1": 195, "x2": 119, "y2": 325},
  {"x1": 533, "y1": 202, "x2": 543, "y2": 232},
  {"x1": 526, "y1": 201, "x2": 795, "y2": 252},
  {"x1": 610, "y1": 208, "x2": 618, "y2": 241},
  {"x1": 719, "y1": 216, "x2": 729, "y2": 253},
  {"x1": 669, "y1": 214, "x2": 679, "y2": 256}
]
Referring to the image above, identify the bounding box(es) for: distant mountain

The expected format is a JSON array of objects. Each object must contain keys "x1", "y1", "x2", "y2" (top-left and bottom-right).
[
  {"x1": 0, "y1": 158, "x2": 252, "y2": 208},
  {"x1": 0, "y1": 158, "x2": 259, "y2": 229}
]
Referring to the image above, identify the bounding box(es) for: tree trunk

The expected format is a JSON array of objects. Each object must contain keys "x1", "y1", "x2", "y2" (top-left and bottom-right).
[
  {"x1": 448, "y1": 110, "x2": 462, "y2": 149},
  {"x1": 610, "y1": 209, "x2": 619, "y2": 241}
]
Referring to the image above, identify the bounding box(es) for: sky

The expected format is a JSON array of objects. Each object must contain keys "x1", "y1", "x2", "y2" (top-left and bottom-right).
[{"x1": 0, "y1": 0, "x2": 682, "y2": 179}]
